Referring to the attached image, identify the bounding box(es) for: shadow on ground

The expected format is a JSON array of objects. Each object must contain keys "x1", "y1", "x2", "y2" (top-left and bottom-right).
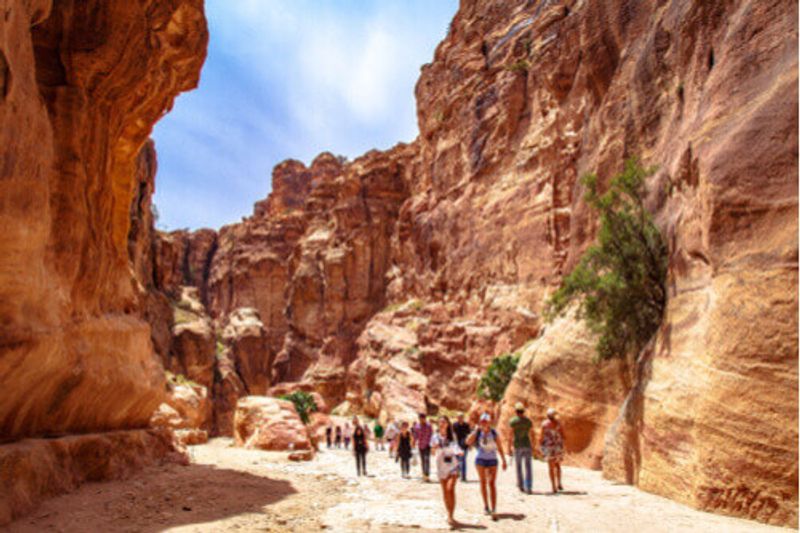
[
  {"x1": 453, "y1": 521, "x2": 488, "y2": 530},
  {"x1": 6, "y1": 463, "x2": 297, "y2": 533},
  {"x1": 493, "y1": 512, "x2": 525, "y2": 521}
]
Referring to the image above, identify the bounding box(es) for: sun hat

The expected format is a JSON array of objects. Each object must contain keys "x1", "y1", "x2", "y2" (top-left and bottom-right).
[
  {"x1": 547, "y1": 407, "x2": 557, "y2": 417},
  {"x1": 479, "y1": 412, "x2": 491, "y2": 422},
  {"x1": 514, "y1": 402, "x2": 525, "y2": 411}
]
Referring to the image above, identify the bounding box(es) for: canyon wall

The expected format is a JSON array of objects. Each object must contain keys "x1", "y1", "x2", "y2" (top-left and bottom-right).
[
  {"x1": 0, "y1": 0, "x2": 207, "y2": 439},
  {"x1": 154, "y1": 0, "x2": 797, "y2": 525},
  {"x1": 0, "y1": 0, "x2": 206, "y2": 523}
]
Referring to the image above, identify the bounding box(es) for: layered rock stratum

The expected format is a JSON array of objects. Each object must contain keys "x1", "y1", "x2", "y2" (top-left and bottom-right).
[{"x1": 1, "y1": 0, "x2": 796, "y2": 528}]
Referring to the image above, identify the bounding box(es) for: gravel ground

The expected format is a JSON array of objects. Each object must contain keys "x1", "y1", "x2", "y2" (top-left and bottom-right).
[{"x1": 5, "y1": 438, "x2": 791, "y2": 532}]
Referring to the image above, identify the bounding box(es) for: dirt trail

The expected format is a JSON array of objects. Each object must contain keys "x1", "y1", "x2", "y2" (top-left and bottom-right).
[{"x1": 5, "y1": 438, "x2": 790, "y2": 532}]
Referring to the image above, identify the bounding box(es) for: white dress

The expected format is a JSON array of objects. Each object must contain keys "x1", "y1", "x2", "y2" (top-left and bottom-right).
[{"x1": 431, "y1": 434, "x2": 462, "y2": 480}]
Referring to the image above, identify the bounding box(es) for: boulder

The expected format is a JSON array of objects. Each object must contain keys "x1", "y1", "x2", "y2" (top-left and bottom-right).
[
  {"x1": 499, "y1": 313, "x2": 629, "y2": 468},
  {"x1": 170, "y1": 383, "x2": 212, "y2": 429},
  {"x1": 149, "y1": 404, "x2": 183, "y2": 430},
  {"x1": 288, "y1": 450, "x2": 315, "y2": 462},
  {"x1": 0, "y1": 429, "x2": 185, "y2": 526},
  {"x1": 233, "y1": 396, "x2": 311, "y2": 451},
  {"x1": 174, "y1": 429, "x2": 209, "y2": 446}
]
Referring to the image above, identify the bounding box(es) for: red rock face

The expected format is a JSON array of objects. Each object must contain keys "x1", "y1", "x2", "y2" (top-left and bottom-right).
[
  {"x1": 398, "y1": 0, "x2": 797, "y2": 526},
  {"x1": 154, "y1": 147, "x2": 414, "y2": 424},
  {"x1": 0, "y1": 0, "x2": 207, "y2": 440}
]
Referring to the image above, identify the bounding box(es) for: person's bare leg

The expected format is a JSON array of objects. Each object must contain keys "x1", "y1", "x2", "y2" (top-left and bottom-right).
[
  {"x1": 440, "y1": 479, "x2": 450, "y2": 519},
  {"x1": 488, "y1": 467, "x2": 498, "y2": 512},
  {"x1": 476, "y1": 466, "x2": 489, "y2": 511},
  {"x1": 448, "y1": 477, "x2": 457, "y2": 523},
  {"x1": 442, "y1": 479, "x2": 455, "y2": 524},
  {"x1": 548, "y1": 461, "x2": 557, "y2": 492},
  {"x1": 556, "y1": 461, "x2": 563, "y2": 490}
]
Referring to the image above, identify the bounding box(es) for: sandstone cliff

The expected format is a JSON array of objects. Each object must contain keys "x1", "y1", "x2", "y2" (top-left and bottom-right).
[
  {"x1": 0, "y1": 0, "x2": 207, "y2": 440},
  {"x1": 0, "y1": 0, "x2": 207, "y2": 523}
]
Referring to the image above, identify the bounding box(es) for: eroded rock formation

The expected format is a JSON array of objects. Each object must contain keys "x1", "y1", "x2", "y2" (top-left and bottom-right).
[
  {"x1": 0, "y1": 0, "x2": 207, "y2": 525},
  {"x1": 0, "y1": 0, "x2": 207, "y2": 439}
]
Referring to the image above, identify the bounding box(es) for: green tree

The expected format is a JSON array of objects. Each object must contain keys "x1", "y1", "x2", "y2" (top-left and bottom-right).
[
  {"x1": 279, "y1": 391, "x2": 318, "y2": 424},
  {"x1": 546, "y1": 158, "x2": 668, "y2": 360},
  {"x1": 477, "y1": 353, "x2": 520, "y2": 402}
]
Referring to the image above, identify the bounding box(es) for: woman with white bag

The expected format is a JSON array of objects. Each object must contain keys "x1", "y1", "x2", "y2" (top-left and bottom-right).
[{"x1": 431, "y1": 416, "x2": 464, "y2": 527}]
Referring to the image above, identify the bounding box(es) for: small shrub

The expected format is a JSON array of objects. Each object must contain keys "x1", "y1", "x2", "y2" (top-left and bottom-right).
[
  {"x1": 404, "y1": 345, "x2": 420, "y2": 356},
  {"x1": 523, "y1": 38, "x2": 533, "y2": 55},
  {"x1": 505, "y1": 59, "x2": 530, "y2": 73},
  {"x1": 383, "y1": 298, "x2": 424, "y2": 314},
  {"x1": 165, "y1": 371, "x2": 200, "y2": 388},
  {"x1": 173, "y1": 307, "x2": 195, "y2": 325},
  {"x1": 383, "y1": 302, "x2": 402, "y2": 313},
  {"x1": 546, "y1": 158, "x2": 668, "y2": 360},
  {"x1": 408, "y1": 299, "x2": 424, "y2": 311},
  {"x1": 477, "y1": 353, "x2": 520, "y2": 402},
  {"x1": 279, "y1": 391, "x2": 318, "y2": 424}
]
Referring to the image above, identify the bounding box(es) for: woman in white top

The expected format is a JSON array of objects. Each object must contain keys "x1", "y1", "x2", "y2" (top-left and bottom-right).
[
  {"x1": 466, "y1": 412, "x2": 507, "y2": 517},
  {"x1": 384, "y1": 420, "x2": 399, "y2": 458},
  {"x1": 343, "y1": 423, "x2": 353, "y2": 450},
  {"x1": 431, "y1": 416, "x2": 463, "y2": 527}
]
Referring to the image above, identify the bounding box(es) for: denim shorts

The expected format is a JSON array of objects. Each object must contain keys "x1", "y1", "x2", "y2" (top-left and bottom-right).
[{"x1": 475, "y1": 457, "x2": 498, "y2": 468}]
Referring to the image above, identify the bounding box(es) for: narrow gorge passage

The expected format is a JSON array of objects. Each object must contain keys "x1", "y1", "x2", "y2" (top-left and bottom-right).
[
  {"x1": 6, "y1": 440, "x2": 790, "y2": 533},
  {"x1": 1, "y1": 0, "x2": 796, "y2": 531}
]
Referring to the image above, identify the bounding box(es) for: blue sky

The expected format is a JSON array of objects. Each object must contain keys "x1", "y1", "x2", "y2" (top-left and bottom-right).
[{"x1": 151, "y1": 0, "x2": 458, "y2": 230}]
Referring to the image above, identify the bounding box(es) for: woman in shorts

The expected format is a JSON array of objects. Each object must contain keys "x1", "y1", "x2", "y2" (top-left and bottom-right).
[
  {"x1": 540, "y1": 407, "x2": 565, "y2": 493},
  {"x1": 431, "y1": 416, "x2": 463, "y2": 526},
  {"x1": 466, "y1": 412, "x2": 507, "y2": 518}
]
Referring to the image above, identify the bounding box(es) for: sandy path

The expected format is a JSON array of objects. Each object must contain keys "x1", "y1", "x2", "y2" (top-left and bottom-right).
[{"x1": 5, "y1": 438, "x2": 790, "y2": 533}]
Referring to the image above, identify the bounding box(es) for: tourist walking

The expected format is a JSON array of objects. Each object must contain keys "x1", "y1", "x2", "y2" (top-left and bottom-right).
[
  {"x1": 373, "y1": 420, "x2": 385, "y2": 451},
  {"x1": 335, "y1": 425, "x2": 342, "y2": 448},
  {"x1": 413, "y1": 413, "x2": 434, "y2": 481},
  {"x1": 385, "y1": 419, "x2": 399, "y2": 458},
  {"x1": 466, "y1": 412, "x2": 507, "y2": 518},
  {"x1": 396, "y1": 421, "x2": 415, "y2": 478},
  {"x1": 344, "y1": 423, "x2": 352, "y2": 450},
  {"x1": 453, "y1": 414, "x2": 471, "y2": 481},
  {"x1": 325, "y1": 424, "x2": 333, "y2": 449},
  {"x1": 353, "y1": 422, "x2": 369, "y2": 476},
  {"x1": 509, "y1": 402, "x2": 535, "y2": 493},
  {"x1": 540, "y1": 407, "x2": 565, "y2": 493},
  {"x1": 432, "y1": 416, "x2": 463, "y2": 527}
]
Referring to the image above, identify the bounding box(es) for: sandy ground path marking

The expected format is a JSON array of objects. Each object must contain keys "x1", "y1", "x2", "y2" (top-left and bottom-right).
[{"x1": 5, "y1": 438, "x2": 791, "y2": 532}]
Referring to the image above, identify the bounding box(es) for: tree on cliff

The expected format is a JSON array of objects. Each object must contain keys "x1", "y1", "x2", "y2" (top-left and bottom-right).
[
  {"x1": 477, "y1": 353, "x2": 521, "y2": 402},
  {"x1": 546, "y1": 158, "x2": 668, "y2": 361}
]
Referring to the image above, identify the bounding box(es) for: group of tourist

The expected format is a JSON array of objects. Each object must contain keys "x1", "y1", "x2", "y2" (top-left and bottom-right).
[{"x1": 324, "y1": 403, "x2": 566, "y2": 526}]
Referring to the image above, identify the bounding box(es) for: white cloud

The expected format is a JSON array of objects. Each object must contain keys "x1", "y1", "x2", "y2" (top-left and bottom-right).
[{"x1": 152, "y1": 0, "x2": 457, "y2": 229}]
